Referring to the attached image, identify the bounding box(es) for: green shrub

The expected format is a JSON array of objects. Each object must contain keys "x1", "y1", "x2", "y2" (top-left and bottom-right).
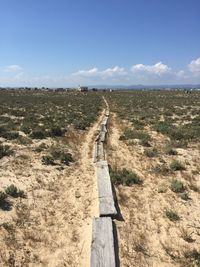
[
  {"x1": 5, "y1": 184, "x2": 25, "y2": 198},
  {"x1": 74, "y1": 120, "x2": 89, "y2": 130},
  {"x1": 1, "y1": 131, "x2": 19, "y2": 140},
  {"x1": 170, "y1": 160, "x2": 185, "y2": 171},
  {"x1": 0, "y1": 222, "x2": 14, "y2": 232},
  {"x1": 0, "y1": 126, "x2": 7, "y2": 136},
  {"x1": 152, "y1": 163, "x2": 170, "y2": 176},
  {"x1": 165, "y1": 210, "x2": 180, "y2": 221},
  {"x1": 0, "y1": 191, "x2": 7, "y2": 204},
  {"x1": 144, "y1": 148, "x2": 158, "y2": 157},
  {"x1": 132, "y1": 119, "x2": 145, "y2": 130},
  {"x1": 0, "y1": 145, "x2": 13, "y2": 159},
  {"x1": 164, "y1": 144, "x2": 177, "y2": 155},
  {"x1": 60, "y1": 153, "x2": 73, "y2": 165},
  {"x1": 179, "y1": 192, "x2": 189, "y2": 201},
  {"x1": 49, "y1": 127, "x2": 63, "y2": 137},
  {"x1": 20, "y1": 125, "x2": 31, "y2": 134},
  {"x1": 30, "y1": 129, "x2": 46, "y2": 139},
  {"x1": 171, "y1": 179, "x2": 185, "y2": 193},
  {"x1": 120, "y1": 128, "x2": 151, "y2": 146},
  {"x1": 42, "y1": 155, "x2": 55, "y2": 165},
  {"x1": 139, "y1": 133, "x2": 151, "y2": 146},
  {"x1": 110, "y1": 168, "x2": 143, "y2": 186},
  {"x1": 184, "y1": 249, "x2": 200, "y2": 266}
]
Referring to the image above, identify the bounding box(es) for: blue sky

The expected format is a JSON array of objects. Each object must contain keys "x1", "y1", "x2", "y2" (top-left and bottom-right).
[{"x1": 0, "y1": 0, "x2": 200, "y2": 87}]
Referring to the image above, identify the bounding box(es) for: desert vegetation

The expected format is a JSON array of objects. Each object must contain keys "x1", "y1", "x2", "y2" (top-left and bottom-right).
[
  {"x1": 1, "y1": 89, "x2": 200, "y2": 266},
  {"x1": 0, "y1": 90, "x2": 102, "y2": 266},
  {"x1": 106, "y1": 90, "x2": 200, "y2": 267}
]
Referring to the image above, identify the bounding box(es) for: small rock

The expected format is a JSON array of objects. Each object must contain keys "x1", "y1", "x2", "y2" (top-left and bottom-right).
[{"x1": 75, "y1": 191, "x2": 81, "y2": 198}]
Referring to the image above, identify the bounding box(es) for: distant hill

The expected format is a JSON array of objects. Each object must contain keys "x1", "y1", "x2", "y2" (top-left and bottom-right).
[{"x1": 88, "y1": 84, "x2": 200, "y2": 90}]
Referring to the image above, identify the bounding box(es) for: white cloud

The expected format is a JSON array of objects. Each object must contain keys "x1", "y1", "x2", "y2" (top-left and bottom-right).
[
  {"x1": 131, "y1": 62, "x2": 171, "y2": 75},
  {"x1": 1, "y1": 58, "x2": 200, "y2": 87},
  {"x1": 72, "y1": 66, "x2": 127, "y2": 79},
  {"x1": 101, "y1": 66, "x2": 126, "y2": 77},
  {"x1": 4, "y1": 65, "x2": 23, "y2": 72},
  {"x1": 189, "y1": 58, "x2": 200, "y2": 73},
  {"x1": 73, "y1": 67, "x2": 98, "y2": 77}
]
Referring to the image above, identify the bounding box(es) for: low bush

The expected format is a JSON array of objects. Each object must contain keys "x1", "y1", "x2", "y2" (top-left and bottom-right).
[
  {"x1": 0, "y1": 145, "x2": 13, "y2": 159},
  {"x1": 171, "y1": 179, "x2": 185, "y2": 193},
  {"x1": 164, "y1": 144, "x2": 177, "y2": 155},
  {"x1": 0, "y1": 191, "x2": 7, "y2": 204},
  {"x1": 0, "y1": 222, "x2": 14, "y2": 232},
  {"x1": 60, "y1": 153, "x2": 73, "y2": 165},
  {"x1": 165, "y1": 210, "x2": 180, "y2": 221},
  {"x1": 110, "y1": 168, "x2": 143, "y2": 186},
  {"x1": 5, "y1": 184, "x2": 25, "y2": 198},
  {"x1": 180, "y1": 228, "x2": 195, "y2": 243},
  {"x1": 49, "y1": 147, "x2": 74, "y2": 165},
  {"x1": 42, "y1": 155, "x2": 55, "y2": 165},
  {"x1": 120, "y1": 128, "x2": 151, "y2": 146},
  {"x1": 179, "y1": 192, "x2": 189, "y2": 201},
  {"x1": 152, "y1": 163, "x2": 170, "y2": 176},
  {"x1": 30, "y1": 129, "x2": 46, "y2": 139},
  {"x1": 170, "y1": 160, "x2": 185, "y2": 171},
  {"x1": 49, "y1": 127, "x2": 64, "y2": 137},
  {"x1": 132, "y1": 119, "x2": 145, "y2": 130},
  {"x1": 144, "y1": 148, "x2": 158, "y2": 157},
  {"x1": 184, "y1": 249, "x2": 200, "y2": 266},
  {"x1": 1, "y1": 131, "x2": 19, "y2": 140},
  {"x1": 74, "y1": 120, "x2": 89, "y2": 130}
]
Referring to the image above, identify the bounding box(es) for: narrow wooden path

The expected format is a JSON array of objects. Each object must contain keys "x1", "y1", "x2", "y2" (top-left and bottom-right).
[{"x1": 90, "y1": 97, "x2": 119, "y2": 267}]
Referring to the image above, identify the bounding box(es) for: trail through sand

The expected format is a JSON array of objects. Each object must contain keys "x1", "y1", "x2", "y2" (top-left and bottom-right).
[{"x1": 33, "y1": 109, "x2": 107, "y2": 267}]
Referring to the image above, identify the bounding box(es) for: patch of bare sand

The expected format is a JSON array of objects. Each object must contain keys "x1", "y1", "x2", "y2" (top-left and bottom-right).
[
  {"x1": 108, "y1": 113, "x2": 200, "y2": 267},
  {"x1": 0, "y1": 111, "x2": 105, "y2": 266}
]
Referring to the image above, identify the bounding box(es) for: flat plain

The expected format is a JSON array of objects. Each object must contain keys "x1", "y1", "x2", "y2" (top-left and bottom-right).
[{"x1": 0, "y1": 90, "x2": 200, "y2": 267}]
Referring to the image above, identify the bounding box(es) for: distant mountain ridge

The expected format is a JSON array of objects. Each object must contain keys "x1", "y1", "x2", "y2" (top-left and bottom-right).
[{"x1": 88, "y1": 84, "x2": 200, "y2": 90}]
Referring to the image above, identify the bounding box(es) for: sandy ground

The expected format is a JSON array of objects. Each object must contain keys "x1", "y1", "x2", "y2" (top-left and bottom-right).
[
  {"x1": 108, "y1": 113, "x2": 200, "y2": 267},
  {"x1": 0, "y1": 110, "x2": 106, "y2": 266}
]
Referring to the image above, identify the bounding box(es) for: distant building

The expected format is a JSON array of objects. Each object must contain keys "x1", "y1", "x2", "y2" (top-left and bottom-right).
[{"x1": 77, "y1": 85, "x2": 88, "y2": 92}]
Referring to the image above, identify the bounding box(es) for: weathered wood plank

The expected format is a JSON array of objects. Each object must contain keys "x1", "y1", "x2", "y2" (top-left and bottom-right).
[
  {"x1": 98, "y1": 143, "x2": 104, "y2": 161},
  {"x1": 100, "y1": 124, "x2": 107, "y2": 133},
  {"x1": 99, "y1": 131, "x2": 106, "y2": 142},
  {"x1": 96, "y1": 161, "x2": 117, "y2": 216},
  {"x1": 91, "y1": 217, "x2": 116, "y2": 267},
  {"x1": 93, "y1": 142, "x2": 98, "y2": 163},
  {"x1": 102, "y1": 117, "x2": 108, "y2": 126}
]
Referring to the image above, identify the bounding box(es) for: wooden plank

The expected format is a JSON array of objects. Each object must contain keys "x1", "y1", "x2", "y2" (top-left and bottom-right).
[
  {"x1": 91, "y1": 217, "x2": 116, "y2": 267},
  {"x1": 100, "y1": 124, "x2": 107, "y2": 133},
  {"x1": 102, "y1": 117, "x2": 108, "y2": 126},
  {"x1": 96, "y1": 161, "x2": 117, "y2": 216},
  {"x1": 98, "y1": 143, "x2": 104, "y2": 161},
  {"x1": 93, "y1": 142, "x2": 98, "y2": 163},
  {"x1": 99, "y1": 131, "x2": 106, "y2": 142}
]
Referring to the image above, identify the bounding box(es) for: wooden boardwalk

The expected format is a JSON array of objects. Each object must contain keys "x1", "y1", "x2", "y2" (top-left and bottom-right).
[{"x1": 91, "y1": 107, "x2": 118, "y2": 267}]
